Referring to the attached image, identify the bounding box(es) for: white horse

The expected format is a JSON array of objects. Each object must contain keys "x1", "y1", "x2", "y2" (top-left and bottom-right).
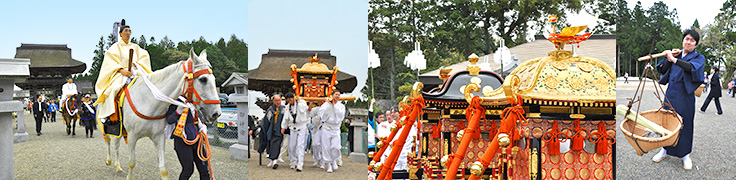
[{"x1": 102, "y1": 49, "x2": 222, "y2": 180}]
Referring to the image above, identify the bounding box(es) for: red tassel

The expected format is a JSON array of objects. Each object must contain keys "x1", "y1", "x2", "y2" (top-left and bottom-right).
[
  {"x1": 432, "y1": 124, "x2": 441, "y2": 139},
  {"x1": 596, "y1": 136, "x2": 609, "y2": 155},
  {"x1": 594, "y1": 121, "x2": 614, "y2": 155},
  {"x1": 489, "y1": 120, "x2": 497, "y2": 138},
  {"x1": 472, "y1": 128, "x2": 481, "y2": 139},
  {"x1": 545, "y1": 121, "x2": 561, "y2": 155},
  {"x1": 457, "y1": 121, "x2": 466, "y2": 131},
  {"x1": 571, "y1": 119, "x2": 585, "y2": 151}
]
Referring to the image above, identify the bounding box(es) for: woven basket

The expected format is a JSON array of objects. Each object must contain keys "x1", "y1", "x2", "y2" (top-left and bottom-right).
[
  {"x1": 694, "y1": 84, "x2": 705, "y2": 97},
  {"x1": 620, "y1": 109, "x2": 682, "y2": 156}
]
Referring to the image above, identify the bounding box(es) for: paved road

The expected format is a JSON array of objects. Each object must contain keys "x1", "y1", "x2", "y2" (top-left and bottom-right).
[
  {"x1": 13, "y1": 111, "x2": 246, "y2": 180},
  {"x1": 616, "y1": 83, "x2": 736, "y2": 179}
]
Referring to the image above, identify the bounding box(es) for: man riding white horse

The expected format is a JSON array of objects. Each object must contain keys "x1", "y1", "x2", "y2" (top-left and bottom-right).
[{"x1": 94, "y1": 19, "x2": 153, "y2": 124}]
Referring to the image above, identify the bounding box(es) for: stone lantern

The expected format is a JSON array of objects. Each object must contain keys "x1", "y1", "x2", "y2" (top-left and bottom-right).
[
  {"x1": 1, "y1": 58, "x2": 31, "y2": 179},
  {"x1": 221, "y1": 72, "x2": 248, "y2": 161}
]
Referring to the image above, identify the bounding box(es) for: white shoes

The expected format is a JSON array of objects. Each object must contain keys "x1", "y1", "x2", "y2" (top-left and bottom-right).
[
  {"x1": 683, "y1": 154, "x2": 693, "y2": 170},
  {"x1": 326, "y1": 163, "x2": 333, "y2": 173},
  {"x1": 267, "y1": 160, "x2": 275, "y2": 167},
  {"x1": 290, "y1": 164, "x2": 296, "y2": 169},
  {"x1": 332, "y1": 161, "x2": 339, "y2": 170},
  {"x1": 652, "y1": 149, "x2": 667, "y2": 162},
  {"x1": 278, "y1": 158, "x2": 285, "y2": 163},
  {"x1": 313, "y1": 161, "x2": 319, "y2": 167}
]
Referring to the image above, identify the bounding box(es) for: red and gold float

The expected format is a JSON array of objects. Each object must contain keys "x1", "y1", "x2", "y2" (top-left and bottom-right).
[{"x1": 369, "y1": 23, "x2": 615, "y2": 179}]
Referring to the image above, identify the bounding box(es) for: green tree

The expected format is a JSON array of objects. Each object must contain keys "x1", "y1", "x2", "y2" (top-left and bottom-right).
[
  {"x1": 205, "y1": 45, "x2": 238, "y2": 88},
  {"x1": 366, "y1": 0, "x2": 592, "y2": 101},
  {"x1": 615, "y1": 0, "x2": 681, "y2": 78},
  {"x1": 699, "y1": 0, "x2": 736, "y2": 84},
  {"x1": 79, "y1": 33, "x2": 116, "y2": 83},
  {"x1": 224, "y1": 35, "x2": 248, "y2": 72}
]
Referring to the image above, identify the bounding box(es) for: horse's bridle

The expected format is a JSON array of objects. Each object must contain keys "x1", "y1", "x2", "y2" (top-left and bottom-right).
[
  {"x1": 65, "y1": 96, "x2": 78, "y2": 116},
  {"x1": 181, "y1": 59, "x2": 221, "y2": 105},
  {"x1": 123, "y1": 59, "x2": 220, "y2": 120}
]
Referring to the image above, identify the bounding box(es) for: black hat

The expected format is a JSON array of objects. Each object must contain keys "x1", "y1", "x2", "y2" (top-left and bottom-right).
[
  {"x1": 285, "y1": 92, "x2": 295, "y2": 99},
  {"x1": 119, "y1": 19, "x2": 130, "y2": 33}
]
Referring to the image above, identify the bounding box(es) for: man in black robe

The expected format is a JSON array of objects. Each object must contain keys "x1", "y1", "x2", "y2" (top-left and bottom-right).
[{"x1": 258, "y1": 94, "x2": 285, "y2": 169}]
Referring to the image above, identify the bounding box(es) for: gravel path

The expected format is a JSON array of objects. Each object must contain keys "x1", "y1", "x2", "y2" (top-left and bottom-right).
[
  {"x1": 13, "y1": 112, "x2": 246, "y2": 180},
  {"x1": 246, "y1": 145, "x2": 366, "y2": 179},
  {"x1": 616, "y1": 84, "x2": 736, "y2": 179}
]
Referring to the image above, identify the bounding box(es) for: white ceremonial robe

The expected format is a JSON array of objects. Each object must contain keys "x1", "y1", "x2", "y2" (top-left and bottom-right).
[
  {"x1": 319, "y1": 101, "x2": 345, "y2": 164},
  {"x1": 282, "y1": 99, "x2": 310, "y2": 168},
  {"x1": 94, "y1": 41, "x2": 152, "y2": 118},
  {"x1": 61, "y1": 83, "x2": 77, "y2": 107},
  {"x1": 310, "y1": 106, "x2": 323, "y2": 165}
]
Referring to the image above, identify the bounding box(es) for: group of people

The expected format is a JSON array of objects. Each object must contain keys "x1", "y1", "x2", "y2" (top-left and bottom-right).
[
  {"x1": 29, "y1": 77, "x2": 96, "y2": 138},
  {"x1": 28, "y1": 97, "x2": 59, "y2": 123},
  {"x1": 252, "y1": 91, "x2": 346, "y2": 173},
  {"x1": 366, "y1": 98, "x2": 417, "y2": 171}
]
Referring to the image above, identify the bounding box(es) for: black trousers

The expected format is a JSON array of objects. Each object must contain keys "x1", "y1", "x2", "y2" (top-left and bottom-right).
[
  {"x1": 347, "y1": 127, "x2": 354, "y2": 152},
  {"x1": 83, "y1": 120, "x2": 95, "y2": 135},
  {"x1": 701, "y1": 96, "x2": 723, "y2": 114},
  {"x1": 267, "y1": 137, "x2": 283, "y2": 160},
  {"x1": 174, "y1": 137, "x2": 210, "y2": 180},
  {"x1": 34, "y1": 114, "x2": 42, "y2": 134},
  {"x1": 50, "y1": 112, "x2": 56, "y2": 122}
]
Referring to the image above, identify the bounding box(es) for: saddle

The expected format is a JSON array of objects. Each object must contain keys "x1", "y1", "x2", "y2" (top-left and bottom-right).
[{"x1": 102, "y1": 79, "x2": 137, "y2": 143}]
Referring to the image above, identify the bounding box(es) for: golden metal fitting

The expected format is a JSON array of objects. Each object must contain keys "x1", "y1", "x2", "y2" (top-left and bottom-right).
[
  {"x1": 456, "y1": 130, "x2": 465, "y2": 141},
  {"x1": 376, "y1": 141, "x2": 384, "y2": 149},
  {"x1": 470, "y1": 161, "x2": 484, "y2": 176},
  {"x1": 441, "y1": 155, "x2": 449, "y2": 166},
  {"x1": 498, "y1": 133, "x2": 511, "y2": 147},
  {"x1": 368, "y1": 151, "x2": 375, "y2": 158},
  {"x1": 374, "y1": 162, "x2": 383, "y2": 171}
]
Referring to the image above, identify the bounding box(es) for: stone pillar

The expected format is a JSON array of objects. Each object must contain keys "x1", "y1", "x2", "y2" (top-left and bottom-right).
[
  {"x1": 228, "y1": 94, "x2": 248, "y2": 161},
  {"x1": 0, "y1": 58, "x2": 30, "y2": 179},
  {"x1": 349, "y1": 121, "x2": 368, "y2": 163},
  {"x1": 14, "y1": 109, "x2": 28, "y2": 143}
]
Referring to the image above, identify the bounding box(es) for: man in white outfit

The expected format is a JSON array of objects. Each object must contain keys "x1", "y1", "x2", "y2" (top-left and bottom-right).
[
  {"x1": 319, "y1": 91, "x2": 345, "y2": 173},
  {"x1": 309, "y1": 102, "x2": 324, "y2": 168},
  {"x1": 61, "y1": 77, "x2": 78, "y2": 108},
  {"x1": 393, "y1": 121, "x2": 417, "y2": 170},
  {"x1": 281, "y1": 93, "x2": 310, "y2": 172}
]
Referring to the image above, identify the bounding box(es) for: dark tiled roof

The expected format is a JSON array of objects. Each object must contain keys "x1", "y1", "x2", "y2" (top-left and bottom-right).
[
  {"x1": 421, "y1": 34, "x2": 615, "y2": 78},
  {"x1": 14, "y1": 44, "x2": 86, "y2": 69},
  {"x1": 248, "y1": 49, "x2": 357, "y2": 94}
]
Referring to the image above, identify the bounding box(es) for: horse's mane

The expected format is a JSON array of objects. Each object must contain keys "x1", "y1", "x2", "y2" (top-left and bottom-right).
[{"x1": 148, "y1": 61, "x2": 183, "y2": 83}]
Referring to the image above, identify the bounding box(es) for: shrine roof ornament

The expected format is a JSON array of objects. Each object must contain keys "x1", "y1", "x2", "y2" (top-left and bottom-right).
[
  {"x1": 294, "y1": 53, "x2": 334, "y2": 74},
  {"x1": 545, "y1": 15, "x2": 592, "y2": 50}
]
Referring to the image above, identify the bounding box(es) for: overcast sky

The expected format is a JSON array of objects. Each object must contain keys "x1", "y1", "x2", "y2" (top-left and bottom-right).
[
  {"x1": 627, "y1": 0, "x2": 725, "y2": 29},
  {"x1": 248, "y1": 0, "x2": 368, "y2": 117}
]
